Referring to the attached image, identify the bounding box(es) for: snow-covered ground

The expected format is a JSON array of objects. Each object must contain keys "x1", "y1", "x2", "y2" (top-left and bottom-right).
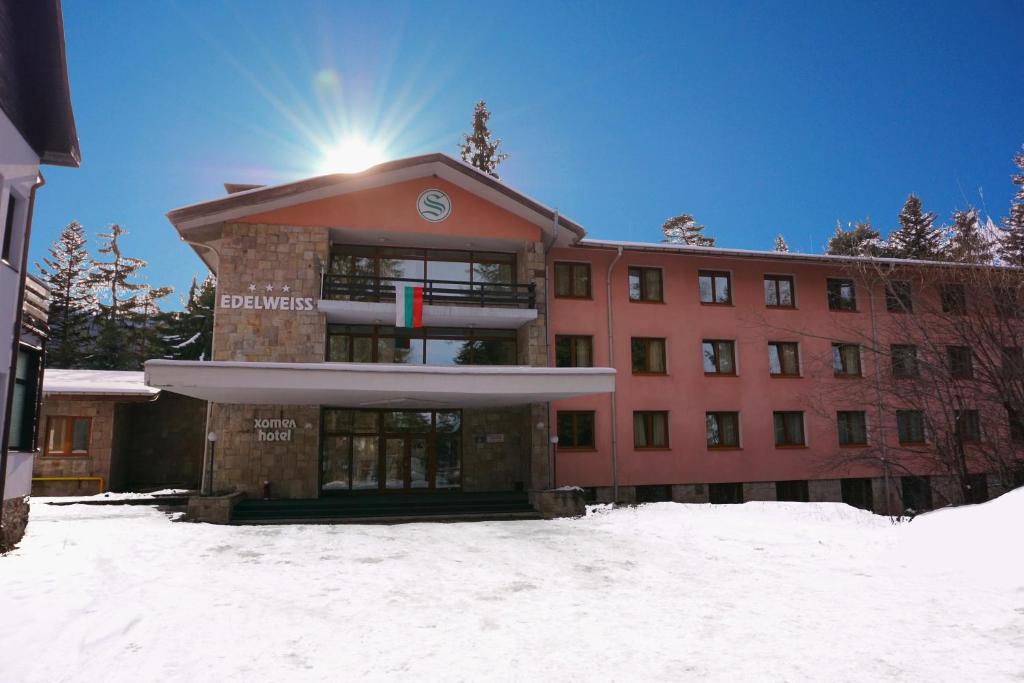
[{"x1": 2, "y1": 493, "x2": 1022, "y2": 682}]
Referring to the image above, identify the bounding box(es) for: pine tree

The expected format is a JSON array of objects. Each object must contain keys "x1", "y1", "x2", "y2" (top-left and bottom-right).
[
  {"x1": 774, "y1": 234, "x2": 790, "y2": 253},
  {"x1": 662, "y1": 213, "x2": 715, "y2": 246},
  {"x1": 86, "y1": 224, "x2": 153, "y2": 370},
  {"x1": 132, "y1": 284, "x2": 175, "y2": 364},
  {"x1": 888, "y1": 194, "x2": 942, "y2": 260},
  {"x1": 825, "y1": 220, "x2": 882, "y2": 256},
  {"x1": 36, "y1": 221, "x2": 94, "y2": 368},
  {"x1": 164, "y1": 274, "x2": 216, "y2": 361},
  {"x1": 945, "y1": 208, "x2": 993, "y2": 264},
  {"x1": 998, "y1": 146, "x2": 1024, "y2": 267},
  {"x1": 458, "y1": 100, "x2": 509, "y2": 179}
]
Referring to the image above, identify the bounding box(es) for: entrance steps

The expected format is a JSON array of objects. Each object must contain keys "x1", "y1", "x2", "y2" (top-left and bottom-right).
[{"x1": 230, "y1": 491, "x2": 541, "y2": 524}]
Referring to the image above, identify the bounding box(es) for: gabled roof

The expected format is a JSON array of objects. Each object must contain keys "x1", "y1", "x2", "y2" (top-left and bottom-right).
[
  {"x1": 167, "y1": 153, "x2": 585, "y2": 238},
  {"x1": 0, "y1": 0, "x2": 80, "y2": 167}
]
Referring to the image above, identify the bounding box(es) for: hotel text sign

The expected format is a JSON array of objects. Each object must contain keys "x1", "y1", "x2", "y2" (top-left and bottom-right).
[
  {"x1": 255, "y1": 418, "x2": 295, "y2": 442},
  {"x1": 220, "y1": 283, "x2": 315, "y2": 312}
]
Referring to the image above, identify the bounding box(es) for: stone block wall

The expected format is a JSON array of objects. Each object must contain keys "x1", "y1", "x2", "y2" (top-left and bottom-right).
[
  {"x1": 462, "y1": 406, "x2": 530, "y2": 492},
  {"x1": 808, "y1": 479, "x2": 843, "y2": 502},
  {"x1": 126, "y1": 393, "x2": 207, "y2": 490},
  {"x1": 33, "y1": 398, "x2": 120, "y2": 496},
  {"x1": 672, "y1": 483, "x2": 709, "y2": 504},
  {"x1": 742, "y1": 481, "x2": 777, "y2": 502},
  {"x1": 0, "y1": 496, "x2": 29, "y2": 552}
]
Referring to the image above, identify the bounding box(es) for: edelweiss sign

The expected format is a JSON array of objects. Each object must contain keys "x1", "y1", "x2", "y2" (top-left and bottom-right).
[
  {"x1": 220, "y1": 283, "x2": 315, "y2": 311},
  {"x1": 255, "y1": 418, "x2": 295, "y2": 442}
]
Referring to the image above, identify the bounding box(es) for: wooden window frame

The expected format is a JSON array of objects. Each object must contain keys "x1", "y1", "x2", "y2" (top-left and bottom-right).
[
  {"x1": 627, "y1": 266, "x2": 664, "y2": 303},
  {"x1": 896, "y1": 410, "x2": 927, "y2": 445},
  {"x1": 706, "y1": 411, "x2": 741, "y2": 449},
  {"x1": 555, "y1": 335, "x2": 593, "y2": 368},
  {"x1": 832, "y1": 343, "x2": 862, "y2": 377},
  {"x1": 633, "y1": 411, "x2": 670, "y2": 449},
  {"x1": 773, "y1": 411, "x2": 806, "y2": 447},
  {"x1": 702, "y1": 339, "x2": 737, "y2": 376},
  {"x1": 890, "y1": 344, "x2": 919, "y2": 379},
  {"x1": 947, "y1": 346, "x2": 973, "y2": 379},
  {"x1": 826, "y1": 278, "x2": 857, "y2": 312},
  {"x1": 557, "y1": 411, "x2": 596, "y2": 450},
  {"x1": 940, "y1": 283, "x2": 966, "y2": 314},
  {"x1": 767, "y1": 341, "x2": 800, "y2": 377},
  {"x1": 764, "y1": 274, "x2": 796, "y2": 309},
  {"x1": 885, "y1": 280, "x2": 913, "y2": 313},
  {"x1": 955, "y1": 409, "x2": 982, "y2": 443},
  {"x1": 553, "y1": 262, "x2": 592, "y2": 299},
  {"x1": 837, "y1": 411, "x2": 868, "y2": 446},
  {"x1": 698, "y1": 270, "x2": 732, "y2": 305},
  {"x1": 44, "y1": 416, "x2": 92, "y2": 457},
  {"x1": 631, "y1": 337, "x2": 667, "y2": 375}
]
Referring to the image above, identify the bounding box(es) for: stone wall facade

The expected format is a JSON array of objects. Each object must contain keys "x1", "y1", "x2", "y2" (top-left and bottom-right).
[
  {"x1": 33, "y1": 398, "x2": 120, "y2": 496},
  {"x1": 125, "y1": 393, "x2": 207, "y2": 490},
  {"x1": 0, "y1": 496, "x2": 29, "y2": 552},
  {"x1": 462, "y1": 406, "x2": 530, "y2": 492}
]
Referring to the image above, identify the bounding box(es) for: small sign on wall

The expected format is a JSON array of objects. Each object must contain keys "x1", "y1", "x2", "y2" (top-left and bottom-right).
[
  {"x1": 254, "y1": 418, "x2": 296, "y2": 442},
  {"x1": 486, "y1": 433, "x2": 505, "y2": 444}
]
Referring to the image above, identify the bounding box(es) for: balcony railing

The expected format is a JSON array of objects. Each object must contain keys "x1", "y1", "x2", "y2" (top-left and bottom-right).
[{"x1": 322, "y1": 274, "x2": 536, "y2": 309}]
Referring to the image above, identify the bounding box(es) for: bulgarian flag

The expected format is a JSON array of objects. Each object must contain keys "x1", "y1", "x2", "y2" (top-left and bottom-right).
[{"x1": 396, "y1": 284, "x2": 424, "y2": 328}]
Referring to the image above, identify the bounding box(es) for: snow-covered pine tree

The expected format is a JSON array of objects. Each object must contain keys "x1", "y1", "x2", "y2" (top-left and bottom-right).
[
  {"x1": 164, "y1": 274, "x2": 216, "y2": 361},
  {"x1": 774, "y1": 234, "x2": 790, "y2": 252},
  {"x1": 85, "y1": 224, "x2": 152, "y2": 370},
  {"x1": 998, "y1": 146, "x2": 1024, "y2": 267},
  {"x1": 661, "y1": 213, "x2": 715, "y2": 246},
  {"x1": 945, "y1": 208, "x2": 993, "y2": 264},
  {"x1": 458, "y1": 100, "x2": 509, "y2": 179},
  {"x1": 888, "y1": 194, "x2": 942, "y2": 260},
  {"x1": 131, "y1": 284, "x2": 174, "y2": 365},
  {"x1": 825, "y1": 220, "x2": 882, "y2": 256},
  {"x1": 36, "y1": 221, "x2": 94, "y2": 368}
]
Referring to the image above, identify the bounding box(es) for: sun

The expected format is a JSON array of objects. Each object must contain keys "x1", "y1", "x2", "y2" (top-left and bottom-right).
[{"x1": 316, "y1": 136, "x2": 387, "y2": 174}]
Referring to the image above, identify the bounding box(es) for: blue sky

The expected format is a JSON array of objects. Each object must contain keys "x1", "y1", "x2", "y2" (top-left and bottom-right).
[{"x1": 30, "y1": 0, "x2": 1024, "y2": 307}]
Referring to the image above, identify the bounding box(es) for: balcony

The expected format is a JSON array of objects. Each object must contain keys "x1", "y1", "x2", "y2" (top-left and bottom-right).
[{"x1": 319, "y1": 275, "x2": 538, "y2": 329}]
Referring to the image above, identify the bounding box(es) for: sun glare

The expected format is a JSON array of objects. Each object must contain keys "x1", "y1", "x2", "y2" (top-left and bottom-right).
[{"x1": 316, "y1": 136, "x2": 387, "y2": 174}]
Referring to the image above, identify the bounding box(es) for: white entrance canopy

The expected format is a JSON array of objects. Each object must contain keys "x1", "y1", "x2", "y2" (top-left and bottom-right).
[{"x1": 145, "y1": 360, "x2": 615, "y2": 408}]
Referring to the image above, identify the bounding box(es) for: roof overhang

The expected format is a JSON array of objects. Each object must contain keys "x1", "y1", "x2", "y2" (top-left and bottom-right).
[
  {"x1": 145, "y1": 360, "x2": 614, "y2": 408},
  {"x1": 42, "y1": 369, "x2": 160, "y2": 399}
]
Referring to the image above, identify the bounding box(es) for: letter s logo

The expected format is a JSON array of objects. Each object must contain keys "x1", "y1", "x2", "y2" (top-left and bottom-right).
[{"x1": 416, "y1": 189, "x2": 452, "y2": 222}]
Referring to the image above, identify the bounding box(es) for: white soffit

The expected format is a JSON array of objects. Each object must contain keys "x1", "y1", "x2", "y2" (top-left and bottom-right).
[{"x1": 145, "y1": 360, "x2": 615, "y2": 408}]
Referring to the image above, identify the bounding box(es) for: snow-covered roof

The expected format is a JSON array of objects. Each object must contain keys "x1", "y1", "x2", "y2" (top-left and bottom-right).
[{"x1": 43, "y1": 369, "x2": 160, "y2": 398}]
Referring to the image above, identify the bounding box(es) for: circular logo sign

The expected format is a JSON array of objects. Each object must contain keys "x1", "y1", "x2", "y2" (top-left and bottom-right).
[{"x1": 416, "y1": 189, "x2": 452, "y2": 222}]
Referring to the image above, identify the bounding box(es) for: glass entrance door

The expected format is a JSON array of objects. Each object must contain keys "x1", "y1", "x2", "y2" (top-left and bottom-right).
[{"x1": 384, "y1": 435, "x2": 430, "y2": 490}]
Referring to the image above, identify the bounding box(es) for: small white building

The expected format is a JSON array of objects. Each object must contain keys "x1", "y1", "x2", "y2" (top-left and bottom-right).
[{"x1": 0, "y1": 0, "x2": 80, "y2": 550}]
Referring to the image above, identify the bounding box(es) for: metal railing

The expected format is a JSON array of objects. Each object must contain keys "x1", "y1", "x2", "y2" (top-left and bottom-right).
[{"x1": 322, "y1": 274, "x2": 536, "y2": 308}]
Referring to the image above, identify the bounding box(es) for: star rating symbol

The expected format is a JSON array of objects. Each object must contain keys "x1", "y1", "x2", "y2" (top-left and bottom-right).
[
  {"x1": 281, "y1": 285, "x2": 291, "y2": 293},
  {"x1": 265, "y1": 284, "x2": 274, "y2": 292},
  {"x1": 247, "y1": 283, "x2": 256, "y2": 292}
]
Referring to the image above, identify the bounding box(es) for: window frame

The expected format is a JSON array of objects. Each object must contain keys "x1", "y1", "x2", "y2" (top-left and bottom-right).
[
  {"x1": 698, "y1": 270, "x2": 733, "y2": 305},
  {"x1": 631, "y1": 337, "x2": 667, "y2": 375},
  {"x1": 885, "y1": 280, "x2": 913, "y2": 313},
  {"x1": 940, "y1": 283, "x2": 966, "y2": 314},
  {"x1": 773, "y1": 411, "x2": 806, "y2": 447},
  {"x1": 837, "y1": 410, "x2": 868, "y2": 446},
  {"x1": 706, "y1": 411, "x2": 741, "y2": 449},
  {"x1": 763, "y1": 274, "x2": 796, "y2": 309},
  {"x1": 890, "y1": 344, "x2": 920, "y2": 379},
  {"x1": 627, "y1": 266, "x2": 664, "y2": 303},
  {"x1": 826, "y1": 278, "x2": 857, "y2": 312},
  {"x1": 44, "y1": 416, "x2": 92, "y2": 457},
  {"x1": 702, "y1": 339, "x2": 737, "y2": 376},
  {"x1": 767, "y1": 341, "x2": 800, "y2": 377},
  {"x1": 633, "y1": 411, "x2": 670, "y2": 449},
  {"x1": 832, "y1": 342, "x2": 862, "y2": 378},
  {"x1": 896, "y1": 410, "x2": 927, "y2": 445},
  {"x1": 556, "y1": 411, "x2": 597, "y2": 450},
  {"x1": 553, "y1": 261, "x2": 592, "y2": 299},
  {"x1": 555, "y1": 335, "x2": 594, "y2": 368},
  {"x1": 955, "y1": 409, "x2": 982, "y2": 443},
  {"x1": 947, "y1": 345, "x2": 973, "y2": 379}
]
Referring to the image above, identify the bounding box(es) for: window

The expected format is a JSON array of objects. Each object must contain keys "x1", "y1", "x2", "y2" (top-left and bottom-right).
[
  {"x1": 966, "y1": 473, "x2": 989, "y2": 504},
  {"x1": 890, "y1": 344, "x2": 919, "y2": 378},
  {"x1": 901, "y1": 476, "x2": 933, "y2": 512},
  {"x1": 955, "y1": 410, "x2": 981, "y2": 443},
  {"x1": 768, "y1": 342, "x2": 800, "y2": 376},
  {"x1": 837, "y1": 411, "x2": 867, "y2": 446},
  {"x1": 44, "y1": 416, "x2": 91, "y2": 456},
  {"x1": 633, "y1": 411, "x2": 669, "y2": 448},
  {"x1": 764, "y1": 275, "x2": 795, "y2": 308},
  {"x1": 702, "y1": 340, "x2": 736, "y2": 375},
  {"x1": 557, "y1": 411, "x2": 596, "y2": 449},
  {"x1": 896, "y1": 410, "x2": 926, "y2": 444},
  {"x1": 832, "y1": 343, "x2": 861, "y2": 377},
  {"x1": 947, "y1": 346, "x2": 973, "y2": 379},
  {"x1": 775, "y1": 480, "x2": 810, "y2": 502},
  {"x1": 628, "y1": 267, "x2": 663, "y2": 302},
  {"x1": 327, "y1": 325, "x2": 516, "y2": 366},
  {"x1": 1009, "y1": 408, "x2": 1024, "y2": 443},
  {"x1": 554, "y1": 262, "x2": 591, "y2": 299},
  {"x1": 635, "y1": 485, "x2": 672, "y2": 503},
  {"x1": 886, "y1": 281, "x2": 913, "y2": 313},
  {"x1": 826, "y1": 278, "x2": 856, "y2": 311},
  {"x1": 995, "y1": 288, "x2": 1021, "y2": 318},
  {"x1": 706, "y1": 412, "x2": 740, "y2": 448},
  {"x1": 8, "y1": 347, "x2": 40, "y2": 451},
  {"x1": 698, "y1": 270, "x2": 732, "y2": 305},
  {"x1": 940, "y1": 283, "x2": 966, "y2": 314},
  {"x1": 1003, "y1": 347, "x2": 1024, "y2": 377},
  {"x1": 841, "y1": 478, "x2": 874, "y2": 510},
  {"x1": 555, "y1": 335, "x2": 593, "y2": 368},
  {"x1": 773, "y1": 412, "x2": 806, "y2": 447},
  {"x1": 631, "y1": 337, "x2": 667, "y2": 374},
  {"x1": 1, "y1": 192, "x2": 15, "y2": 263},
  {"x1": 708, "y1": 482, "x2": 744, "y2": 504}
]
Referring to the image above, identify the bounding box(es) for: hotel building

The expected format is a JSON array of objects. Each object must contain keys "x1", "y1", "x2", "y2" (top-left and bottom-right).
[{"x1": 147, "y1": 153, "x2": 1019, "y2": 520}]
